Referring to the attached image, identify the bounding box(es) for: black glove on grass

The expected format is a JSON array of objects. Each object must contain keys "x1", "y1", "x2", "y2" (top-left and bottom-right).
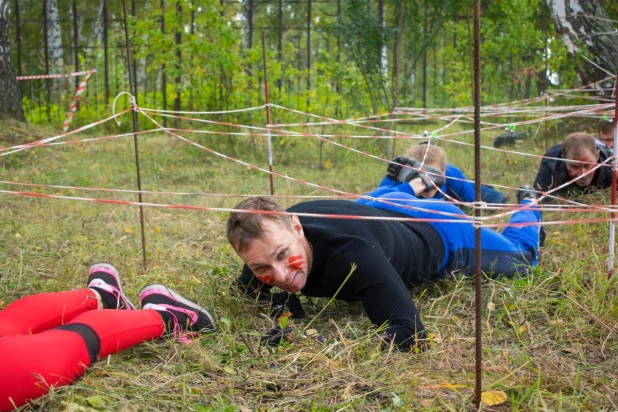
[
  {"x1": 262, "y1": 325, "x2": 295, "y2": 346},
  {"x1": 270, "y1": 292, "x2": 306, "y2": 319}
]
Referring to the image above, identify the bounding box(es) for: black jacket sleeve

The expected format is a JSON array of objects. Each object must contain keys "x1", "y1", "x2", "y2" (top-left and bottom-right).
[{"x1": 323, "y1": 244, "x2": 427, "y2": 351}]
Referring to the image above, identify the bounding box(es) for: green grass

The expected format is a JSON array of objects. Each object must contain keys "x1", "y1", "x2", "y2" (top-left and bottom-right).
[{"x1": 1, "y1": 118, "x2": 617, "y2": 411}]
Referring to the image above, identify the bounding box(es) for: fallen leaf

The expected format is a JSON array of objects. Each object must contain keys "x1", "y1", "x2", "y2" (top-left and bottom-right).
[
  {"x1": 190, "y1": 274, "x2": 201, "y2": 284},
  {"x1": 86, "y1": 395, "x2": 108, "y2": 408},
  {"x1": 342, "y1": 386, "x2": 352, "y2": 400},
  {"x1": 418, "y1": 399, "x2": 432, "y2": 408},
  {"x1": 125, "y1": 227, "x2": 133, "y2": 233},
  {"x1": 114, "y1": 235, "x2": 128, "y2": 246},
  {"x1": 63, "y1": 403, "x2": 91, "y2": 412},
  {"x1": 481, "y1": 390, "x2": 508, "y2": 406}
]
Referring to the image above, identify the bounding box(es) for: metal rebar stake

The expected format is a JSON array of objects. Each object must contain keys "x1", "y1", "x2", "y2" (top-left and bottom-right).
[{"x1": 122, "y1": 0, "x2": 148, "y2": 266}]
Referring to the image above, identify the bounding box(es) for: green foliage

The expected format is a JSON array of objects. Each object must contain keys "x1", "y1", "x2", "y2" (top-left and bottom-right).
[{"x1": 8, "y1": 0, "x2": 593, "y2": 138}]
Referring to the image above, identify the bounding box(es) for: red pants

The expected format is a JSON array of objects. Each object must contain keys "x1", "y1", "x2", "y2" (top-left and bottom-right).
[{"x1": 0, "y1": 289, "x2": 165, "y2": 411}]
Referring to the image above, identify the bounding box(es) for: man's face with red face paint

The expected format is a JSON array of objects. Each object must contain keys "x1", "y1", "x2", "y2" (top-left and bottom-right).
[
  {"x1": 238, "y1": 216, "x2": 310, "y2": 293},
  {"x1": 564, "y1": 148, "x2": 599, "y2": 187}
]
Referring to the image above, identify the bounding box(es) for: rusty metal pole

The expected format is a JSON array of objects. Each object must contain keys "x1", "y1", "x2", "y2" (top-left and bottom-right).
[
  {"x1": 473, "y1": 0, "x2": 483, "y2": 405},
  {"x1": 72, "y1": 0, "x2": 79, "y2": 108},
  {"x1": 122, "y1": 0, "x2": 148, "y2": 266},
  {"x1": 262, "y1": 31, "x2": 275, "y2": 196}
]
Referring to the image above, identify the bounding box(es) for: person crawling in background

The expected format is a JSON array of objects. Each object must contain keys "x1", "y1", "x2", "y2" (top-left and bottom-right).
[
  {"x1": 533, "y1": 132, "x2": 613, "y2": 199},
  {"x1": 226, "y1": 145, "x2": 541, "y2": 351},
  {"x1": 377, "y1": 142, "x2": 509, "y2": 205},
  {"x1": 596, "y1": 118, "x2": 615, "y2": 151}
]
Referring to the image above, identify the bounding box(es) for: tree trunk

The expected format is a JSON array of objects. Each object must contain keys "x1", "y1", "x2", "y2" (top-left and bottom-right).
[
  {"x1": 47, "y1": 0, "x2": 64, "y2": 68},
  {"x1": 246, "y1": 0, "x2": 253, "y2": 50},
  {"x1": 160, "y1": 0, "x2": 167, "y2": 127},
  {"x1": 547, "y1": 0, "x2": 618, "y2": 89},
  {"x1": 306, "y1": 0, "x2": 311, "y2": 109},
  {"x1": 174, "y1": 0, "x2": 182, "y2": 124},
  {"x1": 277, "y1": 0, "x2": 282, "y2": 94},
  {"x1": 0, "y1": 0, "x2": 25, "y2": 121},
  {"x1": 377, "y1": 0, "x2": 385, "y2": 73},
  {"x1": 422, "y1": 0, "x2": 427, "y2": 108},
  {"x1": 89, "y1": 1, "x2": 105, "y2": 45},
  {"x1": 72, "y1": 0, "x2": 79, "y2": 94}
]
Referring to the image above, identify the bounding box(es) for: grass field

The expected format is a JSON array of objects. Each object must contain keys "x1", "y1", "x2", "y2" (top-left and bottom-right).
[{"x1": 1, "y1": 116, "x2": 617, "y2": 411}]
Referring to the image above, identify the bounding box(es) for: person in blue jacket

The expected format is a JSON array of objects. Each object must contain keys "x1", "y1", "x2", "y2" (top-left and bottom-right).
[
  {"x1": 360, "y1": 144, "x2": 541, "y2": 274},
  {"x1": 377, "y1": 143, "x2": 508, "y2": 204}
]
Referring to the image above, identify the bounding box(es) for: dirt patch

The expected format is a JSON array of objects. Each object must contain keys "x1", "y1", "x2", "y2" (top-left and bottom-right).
[{"x1": 0, "y1": 119, "x2": 57, "y2": 147}]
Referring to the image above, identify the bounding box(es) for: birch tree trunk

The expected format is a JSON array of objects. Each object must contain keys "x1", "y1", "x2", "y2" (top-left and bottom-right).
[
  {"x1": 89, "y1": 1, "x2": 105, "y2": 46},
  {"x1": 0, "y1": 0, "x2": 25, "y2": 121},
  {"x1": 47, "y1": 0, "x2": 64, "y2": 68},
  {"x1": 547, "y1": 0, "x2": 618, "y2": 89},
  {"x1": 378, "y1": 0, "x2": 387, "y2": 74}
]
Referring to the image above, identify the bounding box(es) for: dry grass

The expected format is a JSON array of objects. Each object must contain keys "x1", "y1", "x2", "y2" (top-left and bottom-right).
[{"x1": 0, "y1": 119, "x2": 617, "y2": 411}]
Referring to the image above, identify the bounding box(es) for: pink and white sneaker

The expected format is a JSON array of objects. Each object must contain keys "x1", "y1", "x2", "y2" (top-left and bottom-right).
[
  {"x1": 87, "y1": 263, "x2": 136, "y2": 310},
  {"x1": 140, "y1": 284, "x2": 216, "y2": 335}
]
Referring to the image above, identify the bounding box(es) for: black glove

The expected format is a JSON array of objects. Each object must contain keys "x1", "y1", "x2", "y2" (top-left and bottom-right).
[
  {"x1": 262, "y1": 325, "x2": 295, "y2": 346},
  {"x1": 398, "y1": 162, "x2": 446, "y2": 193},
  {"x1": 386, "y1": 156, "x2": 418, "y2": 181},
  {"x1": 416, "y1": 163, "x2": 446, "y2": 192},
  {"x1": 270, "y1": 292, "x2": 306, "y2": 319}
]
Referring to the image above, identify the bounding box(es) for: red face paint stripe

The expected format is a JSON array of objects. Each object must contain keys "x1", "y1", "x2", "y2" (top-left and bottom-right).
[
  {"x1": 288, "y1": 255, "x2": 304, "y2": 271},
  {"x1": 257, "y1": 275, "x2": 274, "y2": 285}
]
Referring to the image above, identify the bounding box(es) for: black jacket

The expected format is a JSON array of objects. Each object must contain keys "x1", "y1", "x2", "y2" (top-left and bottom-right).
[
  {"x1": 235, "y1": 200, "x2": 445, "y2": 351},
  {"x1": 533, "y1": 143, "x2": 613, "y2": 197}
]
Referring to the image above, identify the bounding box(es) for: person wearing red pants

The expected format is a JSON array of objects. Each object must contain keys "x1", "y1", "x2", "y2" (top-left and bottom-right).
[{"x1": 0, "y1": 263, "x2": 216, "y2": 411}]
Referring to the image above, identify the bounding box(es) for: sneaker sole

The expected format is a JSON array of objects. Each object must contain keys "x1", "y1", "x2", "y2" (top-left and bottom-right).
[
  {"x1": 89, "y1": 263, "x2": 136, "y2": 310},
  {"x1": 139, "y1": 284, "x2": 216, "y2": 332}
]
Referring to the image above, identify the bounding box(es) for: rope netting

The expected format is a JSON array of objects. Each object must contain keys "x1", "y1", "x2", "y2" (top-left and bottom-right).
[{"x1": 0, "y1": 80, "x2": 617, "y2": 230}]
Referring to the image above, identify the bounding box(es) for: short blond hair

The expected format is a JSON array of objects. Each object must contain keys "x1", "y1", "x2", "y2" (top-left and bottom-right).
[{"x1": 405, "y1": 144, "x2": 447, "y2": 171}]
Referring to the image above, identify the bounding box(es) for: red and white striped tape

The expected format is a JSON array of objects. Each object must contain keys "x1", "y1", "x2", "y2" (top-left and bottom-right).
[
  {"x1": 16, "y1": 69, "x2": 96, "y2": 81},
  {"x1": 62, "y1": 72, "x2": 94, "y2": 131}
]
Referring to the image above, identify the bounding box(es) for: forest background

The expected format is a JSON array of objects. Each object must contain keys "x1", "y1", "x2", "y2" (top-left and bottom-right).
[{"x1": 6, "y1": 0, "x2": 617, "y2": 132}]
